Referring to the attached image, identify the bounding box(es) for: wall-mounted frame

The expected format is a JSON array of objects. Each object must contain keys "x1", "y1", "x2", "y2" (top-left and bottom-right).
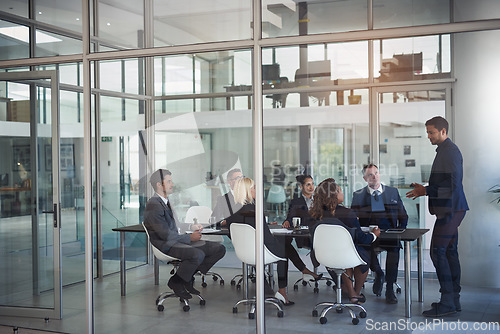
[
  {"x1": 405, "y1": 159, "x2": 416, "y2": 167},
  {"x1": 45, "y1": 144, "x2": 74, "y2": 171},
  {"x1": 13, "y1": 145, "x2": 31, "y2": 171},
  {"x1": 45, "y1": 145, "x2": 52, "y2": 171},
  {"x1": 404, "y1": 145, "x2": 411, "y2": 155},
  {"x1": 60, "y1": 144, "x2": 74, "y2": 171}
]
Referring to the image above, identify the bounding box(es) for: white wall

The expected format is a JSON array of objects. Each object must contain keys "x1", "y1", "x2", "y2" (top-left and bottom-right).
[{"x1": 454, "y1": 29, "x2": 500, "y2": 288}]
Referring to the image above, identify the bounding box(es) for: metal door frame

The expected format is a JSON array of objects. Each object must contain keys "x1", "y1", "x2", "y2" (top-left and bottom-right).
[{"x1": 0, "y1": 70, "x2": 62, "y2": 319}]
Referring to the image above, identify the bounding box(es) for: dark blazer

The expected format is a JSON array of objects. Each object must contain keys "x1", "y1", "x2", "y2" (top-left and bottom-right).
[
  {"x1": 211, "y1": 191, "x2": 242, "y2": 222},
  {"x1": 228, "y1": 203, "x2": 286, "y2": 258},
  {"x1": 351, "y1": 184, "x2": 408, "y2": 229},
  {"x1": 284, "y1": 195, "x2": 314, "y2": 227},
  {"x1": 334, "y1": 205, "x2": 360, "y2": 229},
  {"x1": 310, "y1": 210, "x2": 375, "y2": 246},
  {"x1": 143, "y1": 195, "x2": 191, "y2": 252},
  {"x1": 426, "y1": 138, "x2": 469, "y2": 216}
]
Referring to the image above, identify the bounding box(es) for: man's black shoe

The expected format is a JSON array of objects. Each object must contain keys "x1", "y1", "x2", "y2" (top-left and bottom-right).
[
  {"x1": 432, "y1": 299, "x2": 461, "y2": 312},
  {"x1": 184, "y1": 277, "x2": 200, "y2": 295},
  {"x1": 385, "y1": 289, "x2": 398, "y2": 304},
  {"x1": 372, "y1": 272, "x2": 384, "y2": 296},
  {"x1": 168, "y1": 276, "x2": 192, "y2": 300},
  {"x1": 423, "y1": 302, "x2": 456, "y2": 317}
]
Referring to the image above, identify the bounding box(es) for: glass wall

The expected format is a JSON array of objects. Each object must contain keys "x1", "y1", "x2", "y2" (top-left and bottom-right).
[
  {"x1": 0, "y1": 20, "x2": 30, "y2": 60},
  {"x1": 261, "y1": 41, "x2": 370, "y2": 214},
  {"x1": 98, "y1": 58, "x2": 148, "y2": 276},
  {"x1": 153, "y1": 1, "x2": 252, "y2": 47},
  {"x1": 373, "y1": 0, "x2": 450, "y2": 29},
  {"x1": 374, "y1": 35, "x2": 451, "y2": 83},
  {"x1": 3, "y1": 0, "x2": 500, "y2": 331},
  {"x1": 263, "y1": 0, "x2": 368, "y2": 38},
  {"x1": 152, "y1": 51, "x2": 252, "y2": 264}
]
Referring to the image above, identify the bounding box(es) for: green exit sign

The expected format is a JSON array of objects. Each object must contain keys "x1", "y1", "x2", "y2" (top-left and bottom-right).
[{"x1": 101, "y1": 136, "x2": 113, "y2": 142}]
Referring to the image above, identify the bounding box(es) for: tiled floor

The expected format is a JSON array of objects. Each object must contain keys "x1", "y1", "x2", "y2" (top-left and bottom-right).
[{"x1": 0, "y1": 265, "x2": 499, "y2": 334}]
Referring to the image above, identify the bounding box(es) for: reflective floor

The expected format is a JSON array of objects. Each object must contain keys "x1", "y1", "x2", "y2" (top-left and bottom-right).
[{"x1": 0, "y1": 264, "x2": 499, "y2": 334}]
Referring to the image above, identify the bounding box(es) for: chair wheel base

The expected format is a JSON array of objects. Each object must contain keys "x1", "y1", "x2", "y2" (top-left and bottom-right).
[
  {"x1": 232, "y1": 307, "x2": 238, "y2": 314},
  {"x1": 359, "y1": 311, "x2": 366, "y2": 318},
  {"x1": 352, "y1": 317, "x2": 359, "y2": 325},
  {"x1": 319, "y1": 317, "x2": 327, "y2": 324},
  {"x1": 157, "y1": 305, "x2": 164, "y2": 312},
  {"x1": 183, "y1": 305, "x2": 190, "y2": 312},
  {"x1": 312, "y1": 309, "x2": 318, "y2": 317}
]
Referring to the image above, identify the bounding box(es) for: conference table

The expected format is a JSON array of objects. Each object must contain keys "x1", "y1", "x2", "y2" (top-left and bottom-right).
[{"x1": 113, "y1": 224, "x2": 428, "y2": 318}]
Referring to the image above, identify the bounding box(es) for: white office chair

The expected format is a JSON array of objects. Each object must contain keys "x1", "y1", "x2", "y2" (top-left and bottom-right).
[
  {"x1": 266, "y1": 185, "x2": 286, "y2": 220},
  {"x1": 142, "y1": 222, "x2": 205, "y2": 312},
  {"x1": 311, "y1": 224, "x2": 367, "y2": 325},
  {"x1": 184, "y1": 205, "x2": 225, "y2": 287},
  {"x1": 230, "y1": 223, "x2": 285, "y2": 319}
]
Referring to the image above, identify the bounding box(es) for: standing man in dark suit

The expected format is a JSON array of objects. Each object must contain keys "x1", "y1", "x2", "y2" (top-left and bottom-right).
[
  {"x1": 210, "y1": 168, "x2": 243, "y2": 226},
  {"x1": 144, "y1": 169, "x2": 226, "y2": 300},
  {"x1": 351, "y1": 164, "x2": 408, "y2": 304},
  {"x1": 406, "y1": 116, "x2": 468, "y2": 317}
]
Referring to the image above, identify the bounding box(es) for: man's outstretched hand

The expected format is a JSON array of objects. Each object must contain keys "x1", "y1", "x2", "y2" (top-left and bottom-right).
[{"x1": 406, "y1": 183, "x2": 426, "y2": 200}]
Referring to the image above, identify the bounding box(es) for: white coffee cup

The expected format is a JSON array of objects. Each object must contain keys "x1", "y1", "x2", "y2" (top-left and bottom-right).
[{"x1": 292, "y1": 217, "x2": 301, "y2": 228}]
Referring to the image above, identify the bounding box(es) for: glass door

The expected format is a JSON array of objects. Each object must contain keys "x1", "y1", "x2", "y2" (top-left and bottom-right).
[{"x1": 0, "y1": 71, "x2": 62, "y2": 319}]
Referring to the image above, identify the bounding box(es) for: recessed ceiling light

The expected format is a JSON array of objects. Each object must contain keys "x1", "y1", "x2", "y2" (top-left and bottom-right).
[
  {"x1": 38, "y1": 11, "x2": 42, "y2": 15},
  {"x1": 106, "y1": 22, "x2": 111, "y2": 26},
  {"x1": 76, "y1": 18, "x2": 80, "y2": 21}
]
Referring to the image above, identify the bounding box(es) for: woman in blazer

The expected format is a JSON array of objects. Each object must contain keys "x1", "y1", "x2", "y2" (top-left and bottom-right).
[
  {"x1": 280, "y1": 174, "x2": 321, "y2": 279},
  {"x1": 229, "y1": 177, "x2": 294, "y2": 305},
  {"x1": 310, "y1": 178, "x2": 380, "y2": 304}
]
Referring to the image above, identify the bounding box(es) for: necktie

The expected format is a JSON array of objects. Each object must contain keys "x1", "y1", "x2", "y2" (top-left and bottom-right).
[
  {"x1": 166, "y1": 201, "x2": 174, "y2": 218},
  {"x1": 371, "y1": 190, "x2": 385, "y2": 212}
]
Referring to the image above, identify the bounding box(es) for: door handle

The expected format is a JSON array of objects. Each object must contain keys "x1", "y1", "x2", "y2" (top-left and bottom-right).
[{"x1": 43, "y1": 204, "x2": 59, "y2": 228}]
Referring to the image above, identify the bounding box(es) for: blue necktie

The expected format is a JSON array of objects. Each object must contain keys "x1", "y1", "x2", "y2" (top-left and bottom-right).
[{"x1": 371, "y1": 190, "x2": 385, "y2": 212}]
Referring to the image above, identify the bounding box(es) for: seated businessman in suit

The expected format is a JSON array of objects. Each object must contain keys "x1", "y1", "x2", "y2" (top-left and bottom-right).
[
  {"x1": 144, "y1": 169, "x2": 226, "y2": 300},
  {"x1": 210, "y1": 168, "x2": 243, "y2": 227},
  {"x1": 351, "y1": 164, "x2": 408, "y2": 304}
]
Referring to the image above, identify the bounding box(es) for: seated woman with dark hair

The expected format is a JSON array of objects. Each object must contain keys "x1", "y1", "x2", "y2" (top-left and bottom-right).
[
  {"x1": 309, "y1": 178, "x2": 380, "y2": 304},
  {"x1": 229, "y1": 177, "x2": 294, "y2": 306},
  {"x1": 280, "y1": 174, "x2": 321, "y2": 280}
]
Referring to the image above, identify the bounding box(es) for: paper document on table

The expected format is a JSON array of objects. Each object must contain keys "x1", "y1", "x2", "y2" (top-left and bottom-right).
[
  {"x1": 200, "y1": 228, "x2": 220, "y2": 234},
  {"x1": 186, "y1": 228, "x2": 220, "y2": 234},
  {"x1": 271, "y1": 229, "x2": 293, "y2": 234}
]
